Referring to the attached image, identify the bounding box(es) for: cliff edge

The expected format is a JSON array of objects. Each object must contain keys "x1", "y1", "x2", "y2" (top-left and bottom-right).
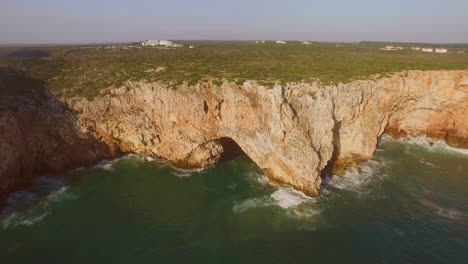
[{"x1": 1, "y1": 70, "x2": 467, "y2": 199}]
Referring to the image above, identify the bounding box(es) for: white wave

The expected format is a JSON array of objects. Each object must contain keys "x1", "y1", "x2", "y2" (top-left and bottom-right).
[
  {"x1": 255, "y1": 172, "x2": 269, "y2": 185},
  {"x1": 94, "y1": 160, "x2": 114, "y2": 171},
  {"x1": 145, "y1": 156, "x2": 155, "y2": 162},
  {"x1": 46, "y1": 187, "x2": 79, "y2": 203},
  {"x1": 243, "y1": 171, "x2": 269, "y2": 188},
  {"x1": 2, "y1": 212, "x2": 49, "y2": 229},
  {"x1": 232, "y1": 196, "x2": 274, "y2": 214},
  {"x1": 232, "y1": 187, "x2": 323, "y2": 228},
  {"x1": 328, "y1": 160, "x2": 386, "y2": 193},
  {"x1": 420, "y1": 200, "x2": 465, "y2": 221},
  {"x1": 171, "y1": 166, "x2": 208, "y2": 178},
  {"x1": 431, "y1": 141, "x2": 468, "y2": 156},
  {"x1": 1, "y1": 186, "x2": 78, "y2": 230},
  {"x1": 287, "y1": 206, "x2": 321, "y2": 219},
  {"x1": 401, "y1": 136, "x2": 434, "y2": 146},
  {"x1": 92, "y1": 154, "x2": 163, "y2": 172},
  {"x1": 271, "y1": 187, "x2": 314, "y2": 209},
  {"x1": 101, "y1": 163, "x2": 114, "y2": 171},
  {"x1": 233, "y1": 187, "x2": 318, "y2": 218},
  {"x1": 393, "y1": 135, "x2": 468, "y2": 156}
]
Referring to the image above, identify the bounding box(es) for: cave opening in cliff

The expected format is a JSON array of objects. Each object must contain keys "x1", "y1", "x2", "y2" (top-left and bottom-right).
[{"x1": 217, "y1": 137, "x2": 250, "y2": 163}]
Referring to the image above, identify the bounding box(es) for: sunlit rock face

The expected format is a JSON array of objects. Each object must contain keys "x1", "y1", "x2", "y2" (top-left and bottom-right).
[{"x1": 1, "y1": 70, "x2": 467, "y2": 198}]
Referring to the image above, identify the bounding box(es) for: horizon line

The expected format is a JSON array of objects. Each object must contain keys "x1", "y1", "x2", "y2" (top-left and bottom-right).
[{"x1": 1, "y1": 40, "x2": 468, "y2": 47}]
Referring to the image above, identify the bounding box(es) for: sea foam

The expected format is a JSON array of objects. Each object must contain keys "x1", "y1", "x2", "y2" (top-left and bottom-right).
[
  {"x1": 384, "y1": 135, "x2": 468, "y2": 156},
  {"x1": 233, "y1": 186, "x2": 319, "y2": 219},
  {"x1": 1, "y1": 183, "x2": 78, "y2": 230},
  {"x1": 328, "y1": 159, "x2": 387, "y2": 193}
]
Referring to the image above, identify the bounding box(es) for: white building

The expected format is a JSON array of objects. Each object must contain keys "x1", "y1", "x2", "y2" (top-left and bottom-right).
[
  {"x1": 141, "y1": 40, "x2": 159, "y2": 46},
  {"x1": 395, "y1": 46, "x2": 404, "y2": 50},
  {"x1": 412, "y1": 47, "x2": 421, "y2": 51},
  {"x1": 276, "y1": 41, "x2": 287, "y2": 44},
  {"x1": 422, "y1": 48, "x2": 434, "y2": 53},
  {"x1": 302, "y1": 41, "x2": 312, "y2": 45},
  {"x1": 159, "y1": 40, "x2": 173, "y2": 47},
  {"x1": 381, "y1": 46, "x2": 395, "y2": 51},
  {"x1": 140, "y1": 40, "x2": 185, "y2": 48},
  {"x1": 435, "y1": 48, "x2": 448, "y2": 54}
]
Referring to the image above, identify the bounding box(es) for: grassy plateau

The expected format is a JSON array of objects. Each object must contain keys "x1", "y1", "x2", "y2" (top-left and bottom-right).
[{"x1": 0, "y1": 41, "x2": 467, "y2": 99}]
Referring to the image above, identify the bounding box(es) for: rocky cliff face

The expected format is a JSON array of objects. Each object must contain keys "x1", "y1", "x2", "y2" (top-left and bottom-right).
[
  {"x1": 1, "y1": 70, "x2": 467, "y2": 199},
  {"x1": 0, "y1": 95, "x2": 115, "y2": 201}
]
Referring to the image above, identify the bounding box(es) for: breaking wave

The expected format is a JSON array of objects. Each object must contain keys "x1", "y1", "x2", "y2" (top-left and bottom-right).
[
  {"x1": 94, "y1": 160, "x2": 115, "y2": 171},
  {"x1": 233, "y1": 186, "x2": 320, "y2": 219},
  {"x1": 271, "y1": 187, "x2": 314, "y2": 209},
  {"x1": 384, "y1": 135, "x2": 468, "y2": 156},
  {"x1": 243, "y1": 170, "x2": 269, "y2": 188},
  {"x1": 1, "y1": 178, "x2": 78, "y2": 230},
  {"x1": 420, "y1": 200, "x2": 467, "y2": 222},
  {"x1": 328, "y1": 160, "x2": 387, "y2": 193},
  {"x1": 171, "y1": 166, "x2": 208, "y2": 178}
]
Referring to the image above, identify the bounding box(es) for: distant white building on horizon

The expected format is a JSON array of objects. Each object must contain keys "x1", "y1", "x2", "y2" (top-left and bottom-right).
[
  {"x1": 140, "y1": 40, "x2": 183, "y2": 48},
  {"x1": 276, "y1": 40, "x2": 287, "y2": 44},
  {"x1": 422, "y1": 48, "x2": 434, "y2": 53},
  {"x1": 141, "y1": 40, "x2": 159, "y2": 47},
  {"x1": 159, "y1": 40, "x2": 173, "y2": 47},
  {"x1": 381, "y1": 46, "x2": 395, "y2": 51},
  {"x1": 412, "y1": 47, "x2": 421, "y2": 51},
  {"x1": 435, "y1": 48, "x2": 448, "y2": 54},
  {"x1": 301, "y1": 41, "x2": 312, "y2": 45}
]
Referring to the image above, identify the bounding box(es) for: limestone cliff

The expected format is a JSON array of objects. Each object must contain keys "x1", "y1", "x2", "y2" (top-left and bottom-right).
[
  {"x1": 1, "y1": 70, "x2": 467, "y2": 199},
  {"x1": 0, "y1": 94, "x2": 115, "y2": 200}
]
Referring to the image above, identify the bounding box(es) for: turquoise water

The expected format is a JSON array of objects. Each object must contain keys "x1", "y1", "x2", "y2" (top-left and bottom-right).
[{"x1": 1, "y1": 137, "x2": 467, "y2": 263}]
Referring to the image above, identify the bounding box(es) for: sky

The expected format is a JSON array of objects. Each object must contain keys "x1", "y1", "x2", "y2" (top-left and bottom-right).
[{"x1": 1, "y1": 0, "x2": 468, "y2": 44}]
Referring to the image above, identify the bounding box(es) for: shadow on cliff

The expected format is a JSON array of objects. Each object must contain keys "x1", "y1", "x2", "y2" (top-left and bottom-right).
[
  {"x1": 217, "y1": 137, "x2": 251, "y2": 164},
  {"x1": 0, "y1": 67, "x2": 117, "y2": 207}
]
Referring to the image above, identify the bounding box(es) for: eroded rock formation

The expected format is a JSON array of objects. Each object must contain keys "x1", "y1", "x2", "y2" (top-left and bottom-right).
[{"x1": 1, "y1": 70, "x2": 467, "y2": 199}]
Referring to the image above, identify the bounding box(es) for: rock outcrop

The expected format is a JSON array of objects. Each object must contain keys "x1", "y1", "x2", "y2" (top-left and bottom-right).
[
  {"x1": 1, "y1": 70, "x2": 467, "y2": 199},
  {"x1": 0, "y1": 95, "x2": 115, "y2": 201}
]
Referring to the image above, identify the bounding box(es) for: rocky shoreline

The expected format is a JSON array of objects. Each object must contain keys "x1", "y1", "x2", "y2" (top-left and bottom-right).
[{"x1": 1, "y1": 70, "x2": 467, "y2": 200}]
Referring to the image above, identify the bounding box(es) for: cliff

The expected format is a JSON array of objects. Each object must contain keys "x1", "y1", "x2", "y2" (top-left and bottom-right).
[{"x1": 1, "y1": 70, "x2": 467, "y2": 199}]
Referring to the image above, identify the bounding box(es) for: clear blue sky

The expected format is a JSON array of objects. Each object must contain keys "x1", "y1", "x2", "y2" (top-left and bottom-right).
[{"x1": 1, "y1": 0, "x2": 467, "y2": 44}]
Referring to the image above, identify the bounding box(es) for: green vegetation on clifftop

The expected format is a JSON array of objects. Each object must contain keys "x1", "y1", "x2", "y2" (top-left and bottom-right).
[{"x1": 1, "y1": 42, "x2": 467, "y2": 99}]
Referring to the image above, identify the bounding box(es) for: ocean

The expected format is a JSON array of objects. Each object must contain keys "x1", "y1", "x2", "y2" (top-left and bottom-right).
[{"x1": 1, "y1": 136, "x2": 467, "y2": 263}]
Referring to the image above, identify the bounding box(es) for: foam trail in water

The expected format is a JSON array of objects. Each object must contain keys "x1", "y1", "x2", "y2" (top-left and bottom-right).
[
  {"x1": 233, "y1": 186, "x2": 319, "y2": 219},
  {"x1": 243, "y1": 171, "x2": 269, "y2": 188},
  {"x1": 270, "y1": 187, "x2": 314, "y2": 209},
  {"x1": 420, "y1": 200, "x2": 466, "y2": 221},
  {"x1": 1, "y1": 184, "x2": 78, "y2": 229},
  {"x1": 94, "y1": 160, "x2": 114, "y2": 171},
  {"x1": 328, "y1": 160, "x2": 386, "y2": 193},
  {"x1": 171, "y1": 166, "x2": 210, "y2": 178},
  {"x1": 384, "y1": 135, "x2": 468, "y2": 156}
]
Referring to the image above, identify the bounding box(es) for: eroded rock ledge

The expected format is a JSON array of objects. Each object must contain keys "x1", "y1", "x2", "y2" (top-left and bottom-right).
[{"x1": 1, "y1": 70, "x2": 467, "y2": 199}]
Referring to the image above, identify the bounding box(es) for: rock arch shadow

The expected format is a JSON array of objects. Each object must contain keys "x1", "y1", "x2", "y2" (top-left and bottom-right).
[{"x1": 217, "y1": 137, "x2": 251, "y2": 164}]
